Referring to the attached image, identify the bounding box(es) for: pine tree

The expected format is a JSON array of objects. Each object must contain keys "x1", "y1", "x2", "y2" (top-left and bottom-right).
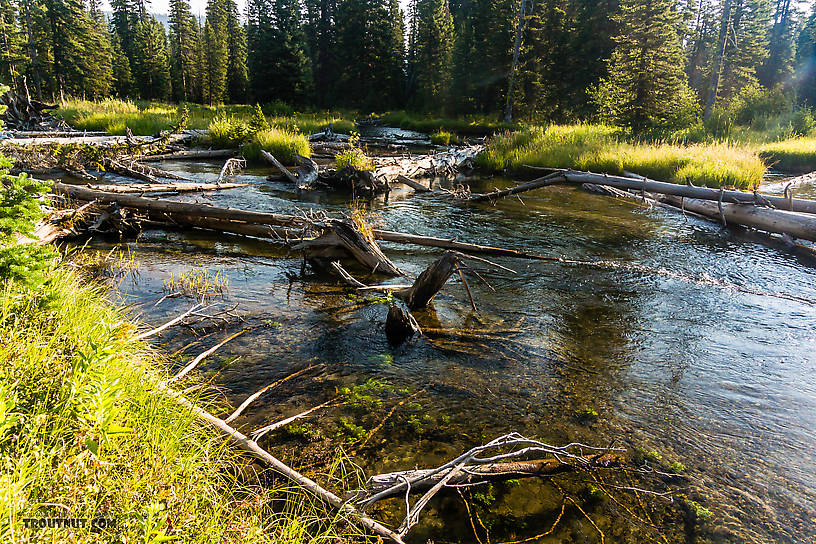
[
  {"x1": 336, "y1": 0, "x2": 405, "y2": 109},
  {"x1": 202, "y1": 0, "x2": 228, "y2": 103},
  {"x1": 409, "y1": 0, "x2": 454, "y2": 110},
  {"x1": 758, "y1": 0, "x2": 796, "y2": 88},
  {"x1": 302, "y1": 0, "x2": 337, "y2": 105},
  {"x1": 132, "y1": 16, "x2": 171, "y2": 100},
  {"x1": 0, "y1": 0, "x2": 26, "y2": 86},
  {"x1": 224, "y1": 0, "x2": 247, "y2": 102},
  {"x1": 169, "y1": 0, "x2": 200, "y2": 101},
  {"x1": 248, "y1": 0, "x2": 312, "y2": 104},
  {"x1": 109, "y1": 27, "x2": 133, "y2": 97},
  {"x1": 82, "y1": 0, "x2": 114, "y2": 99},
  {"x1": 596, "y1": 0, "x2": 699, "y2": 130},
  {"x1": 795, "y1": 7, "x2": 816, "y2": 106},
  {"x1": 41, "y1": 0, "x2": 95, "y2": 98}
]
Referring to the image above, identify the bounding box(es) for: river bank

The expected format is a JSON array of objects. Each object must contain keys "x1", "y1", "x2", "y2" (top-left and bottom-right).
[{"x1": 0, "y1": 265, "x2": 366, "y2": 543}]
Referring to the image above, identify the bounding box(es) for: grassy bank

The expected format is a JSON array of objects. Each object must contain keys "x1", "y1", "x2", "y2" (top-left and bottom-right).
[
  {"x1": 0, "y1": 266, "x2": 363, "y2": 543},
  {"x1": 477, "y1": 124, "x2": 768, "y2": 189},
  {"x1": 757, "y1": 137, "x2": 816, "y2": 173},
  {"x1": 57, "y1": 99, "x2": 356, "y2": 137}
]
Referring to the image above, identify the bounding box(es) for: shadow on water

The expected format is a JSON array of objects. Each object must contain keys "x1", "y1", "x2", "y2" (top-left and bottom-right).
[{"x1": 67, "y1": 160, "x2": 816, "y2": 543}]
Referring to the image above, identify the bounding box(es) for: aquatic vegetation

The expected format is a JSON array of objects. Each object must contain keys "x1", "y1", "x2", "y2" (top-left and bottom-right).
[
  {"x1": 66, "y1": 246, "x2": 139, "y2": 280},
  {"x1": 164, "y1": 267, "x2": 229, "y2": 299},
  {"x1": 477, "y1": 124, "x2": 765, "y2": 189},
  {"x1": 242, "y1": 126, "x2": 311, "y2": 163},
  {"x1": 669, "y1": 461, "x2": 687, "y2": 473},
  {"x1": 644, "y1": 450, "x2": 663, "y2": 462}
]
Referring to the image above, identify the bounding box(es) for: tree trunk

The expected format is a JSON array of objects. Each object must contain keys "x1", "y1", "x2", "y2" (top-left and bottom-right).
[{"x1": 704, "y1": 0, "x2": 732, "y2": 119}]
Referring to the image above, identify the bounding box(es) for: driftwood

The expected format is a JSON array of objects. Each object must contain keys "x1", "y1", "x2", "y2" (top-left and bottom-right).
[
  {"x1": 762, "y1": 171, "x2": 816, "y2": 193},
  {"x1": 79, "y1": 182, "x2": 248, "y2": 194},
  {"x1": 373, "y1": 145, "x2": 482, "y2": 182},
  {"x1": 364, "y1": 454, "x2": 624, "y2": 499},
  {"x1": 139, "y1": 149, "x2": 237, "y2": 162},
  {"x1": 103, "y1": 158, "x2": 193, "y2": 183},
  {"x1": 0, "y1": 89, "x2": 63, "y2": 131},
  {"x1": 400, "y1": 251, "x2": 459, "y2": 310},
  {"x1": 395, "y1": 174, "x2": 431, "y2": 193}
]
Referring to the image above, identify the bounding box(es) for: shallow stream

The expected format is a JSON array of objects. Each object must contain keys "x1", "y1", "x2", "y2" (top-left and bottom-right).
[{"x1": 66, "y1": 152, "x2": 816, "y2": 543}]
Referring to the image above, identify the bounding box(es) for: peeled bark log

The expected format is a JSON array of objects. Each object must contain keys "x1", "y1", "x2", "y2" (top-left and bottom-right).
[
  {"x1": 396, "y1": 174, "x2": 431, "y2": 192},
  {"x1": 326, "y1": 219, "x2": 402, "y2": 276},
  {"x1": 260, "y1": 150, "x2": 299, "y2": 185},
  {"x1": 139, "y1": 149, "x2": 237, "y2": 162},
  {"x1": 82, "y1": 182, "x2": 247, "y2": 194},
  {"x1": 469, "y1": 173, "x2": 562, "y2": 202},
  {"x1": 295, "y1": 153, "x2": 319, "y2": 188}
]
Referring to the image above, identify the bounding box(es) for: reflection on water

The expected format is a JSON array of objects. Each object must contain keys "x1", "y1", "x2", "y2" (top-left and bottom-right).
[{"x1": 73, "y1": 160, "x2": 816, "y2": 543}]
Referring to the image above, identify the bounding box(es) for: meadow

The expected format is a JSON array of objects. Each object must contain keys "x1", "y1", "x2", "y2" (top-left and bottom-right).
[{"x1": 53, "y1": 99, "x2": 816, "y2": 187}]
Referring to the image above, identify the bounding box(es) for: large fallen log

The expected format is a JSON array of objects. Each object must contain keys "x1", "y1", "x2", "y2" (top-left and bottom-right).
[
  {"x1": 139, "y1": 149, "x2": 237, "y2": 162},
  {"x1": 84, "y1": 182, "x2": 247, "y2": 194},
  {"x1": 399, "y1": 250, "x2": 459, "y2": 310},
  {"x1": 49, "y1": 183, "x2": 560, "y2": 260}
]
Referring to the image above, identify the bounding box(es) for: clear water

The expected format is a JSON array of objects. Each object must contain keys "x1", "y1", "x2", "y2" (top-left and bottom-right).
[{"x1": 71, "y1": 159, "x2": 816, "y2": 543}]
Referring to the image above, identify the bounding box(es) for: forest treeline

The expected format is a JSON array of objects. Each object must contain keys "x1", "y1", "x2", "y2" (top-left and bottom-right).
[{"x1": 0, "y1": 0, "x2": 815, "y2": 130}]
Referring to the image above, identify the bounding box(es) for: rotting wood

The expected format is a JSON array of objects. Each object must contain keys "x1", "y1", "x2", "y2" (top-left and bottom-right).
[
  {"x1": 396, "y1": 174, "x2": 431, "y2": 192},
  {"x1": 400, "y1": 250, "x2": 459, "y2": 310},
  {"x1": 260, "y1": 150, "x2": 299, "y2": 185},
  {"x1": 326, "y1": 219, "x2": 403, "y2": 276},
  {"x1": 217, "y1": 157, "x2": 246, "y2": 183},
  {"x1": 385, "y1": 305, "x2": 422, "y2": 344}
]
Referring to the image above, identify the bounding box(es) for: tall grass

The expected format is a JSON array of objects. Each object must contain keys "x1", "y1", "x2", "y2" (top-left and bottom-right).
[
  {"x1": 0, "y1": 267, "x2": 369, "y2": 543},
  {"x1": 242, "y1": 127, "x2": 311, "y2": 163},
  {"x1": 477, "y1": 124, "x2": 766, "y2": 189},
  {"x1": 757, "y1": 137, "x2": 816, "y2": 173}
]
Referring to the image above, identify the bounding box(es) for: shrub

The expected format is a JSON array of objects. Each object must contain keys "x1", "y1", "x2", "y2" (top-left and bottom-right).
[
  {"x1": 791, "y1": 108, "x2": 815, "y2": 137},
  {"x1": 242, "y1": 127, "x2": 310, "y2": 163},
  {"x1": 263, "y1": 99, "x2": 295, "y2": 116},
  {"x1": 335, "y1": 133, "x2": 373, "y2": 170},
  {"x1": 205, "y1": 115, "x2": 252, "y2": 148}
]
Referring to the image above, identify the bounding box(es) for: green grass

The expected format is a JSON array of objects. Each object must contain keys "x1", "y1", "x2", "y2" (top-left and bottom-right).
[
  {"x1": 757, "y1": 137, "x2": 816, "y2": 173},
  {"x1": 430, "y1": 130, "x2": 459, "y2": 145},
  {"x1": 477, "y1": 124, "x2": 766, "y2": 190},
  {"x1": 204, "y1": 114, "x2": 254, "y2": 148},
  {"x1": 0, "y1": 266, "x2": 368, "y2": 543},
  {"x1": 381, "y1": 110, "x2": 518, "y2": 136},
  {"x1": 242, "y1": 127, "x2": 311, "y2": 163},
  {"x1": 56, "y1": 98, "x2": 357, "y2": 138}
]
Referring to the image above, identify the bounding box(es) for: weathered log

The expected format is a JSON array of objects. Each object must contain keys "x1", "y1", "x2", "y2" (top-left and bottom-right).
[
  {"x1": 469, "y1": 172, "x2": 563, "y2": 202},
  {"x1": 161, "y1": 384, "x2": 406, "y2": 544},
  {"x1": 260, "y1": 150, "x2": 299, "y2": 185},
  {"x1": 326, "y1": 219, "x2": 402, "y2": 276},
  {"x1": 396, "y1": 174, "x2": 431, "y2": 192},
  {"x1": 400, "y1": 250, "x2": 459, "y2": 310},
  {"x1": 294, "y1": 153, "x2": 319, "y2": 188},
  {"x1": 217, "y1": 157, "x2": 246, "y2": 182},
  {"x1": 559, "y1": 170, "x2": 816, "y2": 215},
  {"x1": 82, "y1": 182, "x2": 247, "y2": 194},
  {"x1": 653, "y1": 194, "x2": 816, "y2": 242},
  {"x1": 364, "y1": 454, "x2": 624, "y2": 500},
  {"x1": 372, "y1": 230, "x2": 556, "y2": 261},
  {"x1": 385, "y1": 305, "x2": 422, "y2": 344},
  {"x1": 139, "y1": 149, "x2": 237, "y2": 162},
  {"x1": 761, "y1": 171, "x2": 816, "y2": 193}
]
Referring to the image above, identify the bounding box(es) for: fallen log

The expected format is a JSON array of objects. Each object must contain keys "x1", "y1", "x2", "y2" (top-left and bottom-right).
[
  {"x1": 396, "y1": 174, "x2": 431, "y2": 193},
  {"x1": 323, "y1": 219, "x2": 402, "y2": 276},
  {"x1": 260, "y1": 150, "x2": 299, "y2": 185},
  {"x1": 469, "y1": 172, "x2": 562, "y2": 202},
  {"x1": 363, "y1": 454, "x2": 624, "y2": 499},
  {"x1": 761, "y1": 171, "x2": 816, "y2": 193},
  {"x1": 653, "y1": 194, "x2": 816, "y2": 242},
  {"x1": 558, "y1": 170, "x2": 816, "y2": 215},
  {"x1": 139, "y1": 149, "x2": 237, "y2": 162},
  {"x1": 80, "y1": 182, "x2": 248, "y2": 194},
  {"x1": 400, "y1": 250, "x2": 459, "y2": 310}
]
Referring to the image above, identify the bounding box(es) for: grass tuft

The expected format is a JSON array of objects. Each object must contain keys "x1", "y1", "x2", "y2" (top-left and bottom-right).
[
  {"x1": 430, "y1": 130, "x2": 459, "y2": 145},
  {"x1": 242, "y1": 127, "x2": 311, "y2": 163}
]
